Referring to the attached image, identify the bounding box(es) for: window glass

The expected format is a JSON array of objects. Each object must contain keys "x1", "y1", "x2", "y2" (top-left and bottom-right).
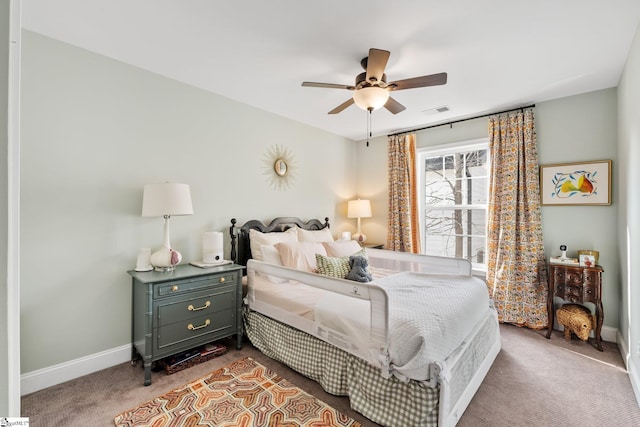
[{"x1": 418, "y1": 140, "x2": 489, "y2": 268}]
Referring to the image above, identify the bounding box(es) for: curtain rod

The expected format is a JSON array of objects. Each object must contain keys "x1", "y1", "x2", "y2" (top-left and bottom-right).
[{"x1": 387, "y1": 104, "x2": 536, "y2": 137}]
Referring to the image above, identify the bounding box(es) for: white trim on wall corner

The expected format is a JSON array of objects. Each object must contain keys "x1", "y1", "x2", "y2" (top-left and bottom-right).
[
  {"x1": 20, "y1": 344, "x2": 131, "y2": 396},
  {"x1": 629, "y1": 358, "x2": 640, "y2": 408},
  {"x1": 7, "y1": 0, "x2": 22, "y2": 416},
  {"x1": 618, "y1": 330, "x2": 640, "y2": 407},
  {"x1": 618, "y1": 329, "x2": 629, "y2": 366},
  {"x1": 601, "y1": 325, "x2": 618, "y2": 344}
]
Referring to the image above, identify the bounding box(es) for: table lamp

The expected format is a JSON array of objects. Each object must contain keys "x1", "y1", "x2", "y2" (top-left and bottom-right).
[
  {"x1": 347, "y1": 199, "x2": 372, "y2": 242},
  {"x1": 142, "y1": 183, "x2": 193, "y2": 271}
]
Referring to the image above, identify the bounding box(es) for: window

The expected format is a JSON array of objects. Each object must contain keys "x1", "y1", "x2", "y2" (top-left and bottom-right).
[{"x1": 417, "y1": 139, "x2": 489, "y2": 269}]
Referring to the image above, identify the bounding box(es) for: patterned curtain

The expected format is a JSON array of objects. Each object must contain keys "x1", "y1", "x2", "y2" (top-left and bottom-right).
[
  {"x1": 387, "y1": 134, "x2": 421, "y2": 253},
  {"x1": 486, "y1": 108, "x2": 548, "y2": 329}
]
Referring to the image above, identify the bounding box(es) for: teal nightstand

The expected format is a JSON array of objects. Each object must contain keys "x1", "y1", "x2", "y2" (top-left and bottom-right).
[{"x1": 128, "y1": 263, "x2": 244, "y2": 385}]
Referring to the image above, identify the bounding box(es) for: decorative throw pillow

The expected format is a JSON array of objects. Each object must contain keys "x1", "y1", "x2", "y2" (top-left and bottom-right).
[
  {"x1": 322, "y1": 240, "x2": 363, "y2": 257},
  {"x1": 275, "y1": 241, "x2": 327, "y2": 273},
  {"x1": 315, "y1": 253, "x2": 351, "y2": 279},
  {"x1": 296, "y1": 227, "x2": 334, "y2": 242},
  {"x1": 249, "y1": 227, "x2": 297, "y2": 261}
]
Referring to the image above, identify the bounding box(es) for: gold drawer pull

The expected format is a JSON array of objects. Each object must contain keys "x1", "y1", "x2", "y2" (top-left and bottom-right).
[
  {"x1": 187, "y1": 301, "x2": 211, "y2": 312},
  {"x1": 171, "y1": 285, "x2": 179, "y2": 292},
  {"x1": 187, "y1": 319, "x2": 211, "y2": 331},
  {"x1": 219, "y1": 277, "x2": 225, "y2": 283}
]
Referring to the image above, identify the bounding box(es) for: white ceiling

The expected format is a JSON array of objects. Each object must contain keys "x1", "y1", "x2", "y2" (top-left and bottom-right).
[{"x1": 21, "y1": 0, "x2": 640, "y2": 141}]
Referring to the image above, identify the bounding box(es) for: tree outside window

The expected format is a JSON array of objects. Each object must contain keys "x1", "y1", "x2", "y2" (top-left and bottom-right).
[{"x1": 419, "y1": 142, "x2": 488, "y2": 267}]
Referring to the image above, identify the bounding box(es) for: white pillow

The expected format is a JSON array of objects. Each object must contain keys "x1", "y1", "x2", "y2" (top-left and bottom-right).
[
  {"x1": 259, "y1": 245, "x2": 287, "y2": 283},
  {"x1": 296, "y1": 227, "x2": 334, "y2": 243},
  {"x1": 275, "y1": 241, "x2": 327, "y2": 273},
  {"x1": 322, "y1": 240, "x2": 363, "y2": 257},
  {"x1": 260, "y1": 245, "x2": 283, "y2": 266},
  {"x1": 249, "y1": 227, "x2": 297, "y2": 261}
]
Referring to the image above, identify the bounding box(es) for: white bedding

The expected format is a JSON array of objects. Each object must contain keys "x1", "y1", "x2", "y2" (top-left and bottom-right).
[
  {"x1": 373, "y1": 272, "x2": 489, "y2": 382},
  {"x1": 249, "y1": 260, "x2": 491, "y2": 383},
  {"x1": 311, "y1": 272, "x2": 490, "y2": 382}
]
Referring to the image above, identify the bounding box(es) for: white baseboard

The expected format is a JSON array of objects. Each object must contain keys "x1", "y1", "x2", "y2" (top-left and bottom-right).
[
  {"x1": 554, "y1": 324, "x2": 617, "y2": 343},
  {"x1": 617, "y1": 329, "x2": 629, "y2": 360},
  {"x1": 16, "y1": 327, "x2": 633, "y2": 399},
  {"x1": 617, "y1": 330, "x2": 640, "y2": 407},
  {"x1": 628, "y1": 354, "x2": 640, "y2": 407},
  {"x1": 21, "y1": 344, "x2": 131, "y2": 396},
  {"x1": 601, "y1": 325, "x2": 618, "y2": 343}
]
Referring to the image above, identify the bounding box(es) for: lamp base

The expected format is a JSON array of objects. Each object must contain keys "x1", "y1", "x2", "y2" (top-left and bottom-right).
[
  {"x1": 150, "y1": 246, "x2": 182, "y2": 272},
  {"x1": 353, "y1": 233, "x2": 367, "y2": 243}
]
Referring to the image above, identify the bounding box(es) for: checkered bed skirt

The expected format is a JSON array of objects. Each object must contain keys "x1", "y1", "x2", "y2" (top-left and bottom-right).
[{"x1": 244, "y1": 309, "x2": 439, "y2": 427}]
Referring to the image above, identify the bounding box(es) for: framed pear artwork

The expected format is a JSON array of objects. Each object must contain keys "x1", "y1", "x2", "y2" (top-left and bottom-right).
[{"x1": 540, "y1": 160, "x2": 611, "y2": 206}]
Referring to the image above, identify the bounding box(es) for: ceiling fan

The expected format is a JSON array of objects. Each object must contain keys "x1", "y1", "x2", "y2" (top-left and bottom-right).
[{"x1": 302, "y1": 48, "x2": 447, "y2": 115}]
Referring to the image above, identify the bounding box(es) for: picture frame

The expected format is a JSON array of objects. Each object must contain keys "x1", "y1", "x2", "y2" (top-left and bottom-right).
[
  {"x1": 579, "y1": 254, "x2": 596, "y2": 267},
  {"x1": 540, "y1": 160, "x2": 612, "y2": 206}
]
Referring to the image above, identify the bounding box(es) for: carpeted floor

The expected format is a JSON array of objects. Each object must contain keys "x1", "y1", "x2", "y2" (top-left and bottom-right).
[{"x1": 21, "y1": 324, "x2": 640, "y2": 426}]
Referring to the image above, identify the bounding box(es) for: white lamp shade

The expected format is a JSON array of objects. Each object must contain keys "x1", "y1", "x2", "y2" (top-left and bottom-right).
[
  {"x1": 142, "y1": 183, "x2": 193, "y2": 217},
  {"x1": 347, "y1": 199, "x2": 372, "y2": 218},
  {"x1": 353, "y1": 86, "x2": 390, "y2": 111}
]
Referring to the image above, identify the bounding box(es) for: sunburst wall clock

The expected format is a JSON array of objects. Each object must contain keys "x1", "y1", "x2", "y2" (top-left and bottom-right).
[{"x1": 263, "y1": 144, "x2": 296, "y2": 191}]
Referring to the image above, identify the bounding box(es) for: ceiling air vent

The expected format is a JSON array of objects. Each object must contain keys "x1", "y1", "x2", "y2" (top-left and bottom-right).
[{"x1": 422, "y1": 105, "x2": 450, "y2": 116}]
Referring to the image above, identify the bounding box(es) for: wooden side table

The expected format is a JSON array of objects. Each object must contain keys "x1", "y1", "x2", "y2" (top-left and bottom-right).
[
  {"x1": 546, "y1": 263, "x2": 604, "y2": 351},
  {"x1": 361, "y1": 242, "x2": 384, "y2": 249}
]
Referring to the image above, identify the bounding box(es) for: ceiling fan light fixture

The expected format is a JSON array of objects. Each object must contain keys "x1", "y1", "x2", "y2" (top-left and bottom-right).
[{"x1": 353, "y1": 86, "x2": 389, "y2": 111}]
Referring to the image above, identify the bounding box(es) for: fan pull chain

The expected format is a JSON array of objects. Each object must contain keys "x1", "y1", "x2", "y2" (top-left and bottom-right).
[{"x1": 366, "y1": 108, "x2": 373, "y2": 147}]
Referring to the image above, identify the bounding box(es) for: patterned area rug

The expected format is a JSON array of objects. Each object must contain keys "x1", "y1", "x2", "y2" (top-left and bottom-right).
[{"x1": 114, "y1": 357, "x2": 362, "y2": 426}]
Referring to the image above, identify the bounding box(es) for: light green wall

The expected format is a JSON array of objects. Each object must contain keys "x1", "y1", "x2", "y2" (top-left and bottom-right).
[
  {"x1": 1, "y1": 0, "x2": 11, "y2": 415},
  {"x1": 19, "y1": 31, "x2": 356, "y2": 372},
  {"x1": 356, "y1": 89, "x2": 621, "y2": 330},
  {"x1": 618, "y1": 23, "x2": 640, "y2": 377},
  {"x1": 537, "y1": 89, "x2": 619, "y2": 329}
]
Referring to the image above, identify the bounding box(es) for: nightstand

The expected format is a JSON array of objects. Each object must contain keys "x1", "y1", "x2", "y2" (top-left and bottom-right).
[
  {"x1": 128, "y1": 263, "x2": 244, "y2": 385},
  {"x1": 361, "y1": 242, "x2": 384, "y2": 249},
  {"x1": 546, "y1": 263, "x2": 604, "y2": 351}
]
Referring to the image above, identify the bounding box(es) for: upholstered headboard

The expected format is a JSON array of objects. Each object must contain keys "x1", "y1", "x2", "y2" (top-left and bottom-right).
[{"x1": 229, "y1": 217, "x2": 330, "y2": 267}]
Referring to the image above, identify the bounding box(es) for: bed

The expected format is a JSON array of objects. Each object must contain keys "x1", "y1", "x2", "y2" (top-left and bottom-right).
[{"x1": 229, "y1": 217, "x2": 500, "y2": 427}]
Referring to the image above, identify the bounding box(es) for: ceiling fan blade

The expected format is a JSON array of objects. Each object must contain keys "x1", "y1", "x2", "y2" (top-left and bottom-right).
[
  {"x1": 328, "y1": 98, "x2": 355, "y2": 114},
  {"x1": 365, "y1": 49, "x2": 390, "y2": 84},
  {"x1": 384, "y1": 97, "x2": 406, "y2": 114},
  {"x1": 388, "y1": 72, "x2": 447, "y2": 91},
  {"x1": 302, "y1": 81, "x2": 355, "y2": 90}
]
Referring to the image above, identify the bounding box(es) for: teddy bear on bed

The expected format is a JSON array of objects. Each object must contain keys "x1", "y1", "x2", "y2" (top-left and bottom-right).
[{"x1": 346, "y1": 254, "x2": 372, "y2": 282}]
